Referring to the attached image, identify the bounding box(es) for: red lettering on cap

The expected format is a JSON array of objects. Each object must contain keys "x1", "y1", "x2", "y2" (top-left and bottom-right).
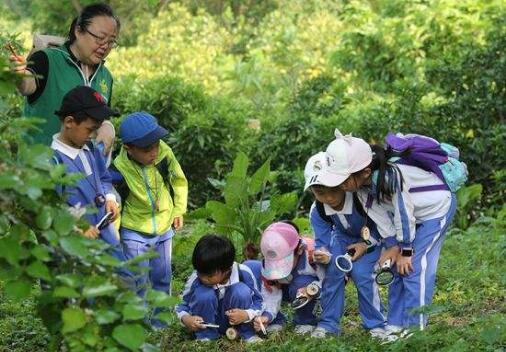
[{"x1": 93, "y1": 92, "x2": 105, "y2": 103}]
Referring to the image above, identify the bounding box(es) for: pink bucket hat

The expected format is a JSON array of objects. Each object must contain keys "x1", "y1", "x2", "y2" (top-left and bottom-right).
[
  {"x1": 260, "y1": 222, "x2": 300, "y2": 280},
  {"x1": 323, "y1": 129, "x2": 373, "y2": 187}
]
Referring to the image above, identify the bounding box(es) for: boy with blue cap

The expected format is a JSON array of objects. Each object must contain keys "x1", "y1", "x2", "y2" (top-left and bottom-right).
[{"x1": 112, "y1": 112, "x2": 188, "y2": 312}]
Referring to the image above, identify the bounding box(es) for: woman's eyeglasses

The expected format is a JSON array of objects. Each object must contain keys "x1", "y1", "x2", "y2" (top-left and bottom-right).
[{"x1": 85, "y1": 28, "x2": 118, "y2": 48}]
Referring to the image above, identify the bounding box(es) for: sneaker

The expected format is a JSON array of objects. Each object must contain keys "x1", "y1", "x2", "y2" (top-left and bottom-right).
[
  {"x1": 311, "y1": 327, "x2": 328, "y2": 338},
  {"x1": 244, "y1": 335, "x2": 263, "y2": 343},
  {"x1": 266, "y1": 324, "x2": 283, "y2": 333},
  {"x1": 380, "y1": 334, "x2": 399, "y2": 344},
  {"x1": 384, "y1": 325, "x2": 412, "y2": 340},
  {"x1": 384, "y1": 325, "x2": 403, "y2": 335},
  {"x1": 369, "y1": 327, "x2": 387, "y2": 339},
  {"x1": 195, "y1": 337, "x2": 212, "y2": 342},
  {"x1": 294, "y1": 324, "x2": 314, "y2": 335}
]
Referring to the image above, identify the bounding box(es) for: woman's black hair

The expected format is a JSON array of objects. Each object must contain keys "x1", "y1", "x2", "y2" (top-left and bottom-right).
[
  {"x1": 68, "y1": 3, "x2": 120, "y2": 43},
  {"x1": 367, "y1": 144, "x2": 405, "y2": 203},
  {"x1": 192, "y1": 234, "x2": 236, "y2": 275}
]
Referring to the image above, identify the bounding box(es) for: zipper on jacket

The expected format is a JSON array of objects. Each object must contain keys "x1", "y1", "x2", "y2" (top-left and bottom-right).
[{"x1": 141, "y1": 167, "x2": 157, "y2": 234}]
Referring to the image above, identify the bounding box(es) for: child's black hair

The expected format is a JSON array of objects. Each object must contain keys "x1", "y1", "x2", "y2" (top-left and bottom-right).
[
  {"x1": 192, "y1": 234, "x2": 235, "y2": 275},
  {"x1": 68, "y1": 3, "x2": 120, "y2": 43},
  {"x1": 367, "y1": 144, "x2": 405, "y2": 203}
]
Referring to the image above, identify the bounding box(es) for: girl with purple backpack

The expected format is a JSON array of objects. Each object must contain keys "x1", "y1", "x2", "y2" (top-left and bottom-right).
[{"x1": 317, "y1": 129, "x2": 459, "y2": 336}]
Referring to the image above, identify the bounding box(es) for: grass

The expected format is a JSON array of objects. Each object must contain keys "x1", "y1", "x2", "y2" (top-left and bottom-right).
[{"x1": 1, "y1": 217, "x2": 505, "y2": 351}]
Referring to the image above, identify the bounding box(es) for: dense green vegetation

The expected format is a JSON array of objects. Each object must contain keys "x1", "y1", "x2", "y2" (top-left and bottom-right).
[{"x1": 0, "y1": 0, "x2": 504, "y2": 351}]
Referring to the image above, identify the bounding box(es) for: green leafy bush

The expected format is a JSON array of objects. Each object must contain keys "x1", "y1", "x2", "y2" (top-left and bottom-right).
[{"x1": 192, "y1": 152, "x2": 297, "y2": 257}]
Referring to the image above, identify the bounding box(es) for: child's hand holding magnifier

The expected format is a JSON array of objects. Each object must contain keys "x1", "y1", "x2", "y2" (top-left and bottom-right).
[{"x1": 313, "y1": 247, "x2": 331, "y2": 264}]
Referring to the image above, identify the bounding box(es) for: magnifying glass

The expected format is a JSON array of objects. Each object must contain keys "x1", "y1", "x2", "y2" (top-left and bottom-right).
[
  {"x1": 291, "y1": 283, "x2": 320, "y2": 310},
  {"x1": 226, "y1": 327, "x2": 238, "y2": 340},
  {"x1": 375, "y1": 259, "x2": 394, "y2": 286},
  {"x1": 335, "y1": 248, "x2": 356, "y2": 273}
]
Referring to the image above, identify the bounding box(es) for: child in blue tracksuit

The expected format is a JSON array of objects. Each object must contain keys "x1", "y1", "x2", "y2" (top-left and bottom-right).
[
  {"x1": 304, "y1": 152, "x2": 386, "y2": 338},
  {"x1": 51, "y1": 86, "x2": 123, "y2": 260},
  {"x1": 175, "y1": 235, "x2": 263, "y2": 343},
  {"x1": 322, "y1": 130, "x2": 457, "y2": 333},
  {"x1": 249, "y1": 221, "x2": 323, "y2": 336}
]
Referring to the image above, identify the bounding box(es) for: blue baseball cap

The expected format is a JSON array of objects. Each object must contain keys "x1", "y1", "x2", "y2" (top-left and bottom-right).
[{"x1": 119, "y1": 112, "x2": 168, "y2": 147}]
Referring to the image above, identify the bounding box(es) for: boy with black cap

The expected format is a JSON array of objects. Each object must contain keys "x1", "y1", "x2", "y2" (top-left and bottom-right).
[
  {"x1": 51, "y1": 86, "x2": 123, "y2": 256},
  {"x1": 111, "y1": 112, "x2": 187, "y2": 311}
]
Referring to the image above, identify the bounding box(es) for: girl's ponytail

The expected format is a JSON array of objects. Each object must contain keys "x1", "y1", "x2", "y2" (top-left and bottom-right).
[{"x1": 369, "y1": 144, "x2": 404, "y2": 202}]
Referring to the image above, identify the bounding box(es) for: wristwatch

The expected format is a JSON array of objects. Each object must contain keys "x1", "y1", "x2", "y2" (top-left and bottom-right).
[
  {"x1": 401, "y1": 247, "x2": 414, "y2": 257},
  {"x1": 363, "y1": 239, "x2": 375, "y2": 253}
]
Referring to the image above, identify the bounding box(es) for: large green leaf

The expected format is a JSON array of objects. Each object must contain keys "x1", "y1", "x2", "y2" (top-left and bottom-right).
[
  {"x1": 31, "y1": 245, "x2": 52, "y2": 262},
  {"x1": 145, "y1": 289, "x2": 180, "y2": 308},
  {"x1": 26, "y1": 260, "x2": 51, "y2": 281},
  {"x1": 95, "y1": 309, "x2": 121, "y2": 325},
  {"x1": 56, "y1": 273, "x2": 82, "y2": 288},
  {"x1": 62, "y1": 307, "x2": 87, "y2": 333},
  {"x1": 4, "y1": 280, "x2": 32, "y2": 300},
  {"x1": 270, "y1": 192, "x2": 298, "y2": 214},
  {"x1": 53, "y1": 210, "x2": 76, "y2": 236},
  {"x1": 83, "y1": 282, "x2": 118, "y2": 298},
  {"x1": 230, "y1": 151, "x2": 249, "y2": 179},
  {"x1": 35, "y1": 207, "x2": 53, "y2": 230},
  {"x1": 0, "y1": 173, "x2": 22, "y2": 189},
  {"x1": 112, "y1": 324, "x2": 146, "y2": 351},
  {"x1": 223, "y1": 175, "x2": 248, "y2": 207},
  {"x1": 53, "y1": 286, "x2": 80, "y2": 298},
  {"x1": 0, "y1": 236, "x2": 23, "y2": 265},
  {"x1": 122, "y1": 303, "x2": 148, "y2": 321},
  {"x1": 248, "y1": 158, "x2": 271, "y2": 195},
  {"x1": 60, "y1": 236, "x2": 89, "y2": 258}
]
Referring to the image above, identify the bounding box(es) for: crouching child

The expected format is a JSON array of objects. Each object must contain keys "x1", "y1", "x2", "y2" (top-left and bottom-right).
[
  {"x1": 175, "y1": 235, "x2": 263, "y2": 343},
  {"x1": 253, "y1": 221, "x2": 323, "y2": 336}
]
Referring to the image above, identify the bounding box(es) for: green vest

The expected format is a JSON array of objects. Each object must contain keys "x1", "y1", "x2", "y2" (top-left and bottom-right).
[{"x1": 23, "y1": 45, "x2": 113, "y2": 145}]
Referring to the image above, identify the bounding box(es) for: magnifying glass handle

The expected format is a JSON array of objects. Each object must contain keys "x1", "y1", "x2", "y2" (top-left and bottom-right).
[{"x1": 382, "y1": 258, "x2": 392, "y2": 269}]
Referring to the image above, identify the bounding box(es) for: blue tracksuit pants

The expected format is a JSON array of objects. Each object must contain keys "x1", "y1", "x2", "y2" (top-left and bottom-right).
[
  {"x1": 318, "y1": 234, "x2": 386, "y2": 335},
  {"x1": 387, "y1": 194, "x2": 457, "y2": 329},
  {"x1": 121, "y1": 228, "x2": 173, "y2": 297},
  {"x1": 190, "y1": 282, "x2": 257, "y2": 340}
]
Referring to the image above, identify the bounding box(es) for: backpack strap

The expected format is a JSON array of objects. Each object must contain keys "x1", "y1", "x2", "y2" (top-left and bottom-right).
[
  {"x1": 109, "y1": 163, "x2": 130, "y2": 202},
  {"x1": 315, "y1": 201, "x2": 333, "y2": 225},
  {"x1": 156, "y1": 157, "x2": 175, "y2": 205}
]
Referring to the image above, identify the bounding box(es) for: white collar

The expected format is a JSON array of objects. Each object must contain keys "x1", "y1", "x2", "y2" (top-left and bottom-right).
[
  {"x1": 51, "y1": 133, "x2": 90, "y2": 160},
  {"x1": 323, "y1": 192, "x2": 354, "y2": 215},
  {"x1": 214, "y1": 262, "x2": 240, "y2": 289}
]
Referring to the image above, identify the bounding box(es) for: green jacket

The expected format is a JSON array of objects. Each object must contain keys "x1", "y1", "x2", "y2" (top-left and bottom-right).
[
  {"x1": 113, "y1": 141, "x2": 188, "y2": 235},
  {"x1": 24, "y1": 44, "x2": 113, "y2": 145}
]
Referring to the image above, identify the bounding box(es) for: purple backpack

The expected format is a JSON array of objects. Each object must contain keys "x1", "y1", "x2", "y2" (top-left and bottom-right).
[{"x1": 385, "y1": 133, "x2": 468, "y2": 193}]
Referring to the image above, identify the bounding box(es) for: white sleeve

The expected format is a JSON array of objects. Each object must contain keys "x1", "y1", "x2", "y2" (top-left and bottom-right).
[{"x1": 261, "y1": 282, "x2": 282, "y2": 322}]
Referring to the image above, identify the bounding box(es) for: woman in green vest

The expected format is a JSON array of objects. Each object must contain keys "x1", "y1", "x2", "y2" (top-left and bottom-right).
[{"x1": 10, "y1": 3, "x2": 119, "y2": 152}]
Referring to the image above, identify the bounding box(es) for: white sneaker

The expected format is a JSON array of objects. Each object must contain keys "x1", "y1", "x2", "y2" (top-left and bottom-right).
[
  {"x1": 310, "y1": 327, "x2": 328, "y2": 338},
  {"x1": 369, "y1": 327, "x2": 387, "y2": 339},
  {"x1": 244, "y1": 335, "x2": 263, "y2": 343},
  {"x1": 294, "y1": 324, "x2": 314, "y2": 335},
  {"x1": 384, "y1": 325, "x2": 403, "y2": 335},
  {"x1": 266, "y1": 324, "x2": 283, "y2": 333},
  {"x1": 195, "y1": 337, "x2": 212, "y2": 342}
]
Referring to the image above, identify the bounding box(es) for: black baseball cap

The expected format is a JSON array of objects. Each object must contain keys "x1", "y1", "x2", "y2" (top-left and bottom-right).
[{"x1": 55, "y1": 86, "x2": 119, "y2": 121}]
